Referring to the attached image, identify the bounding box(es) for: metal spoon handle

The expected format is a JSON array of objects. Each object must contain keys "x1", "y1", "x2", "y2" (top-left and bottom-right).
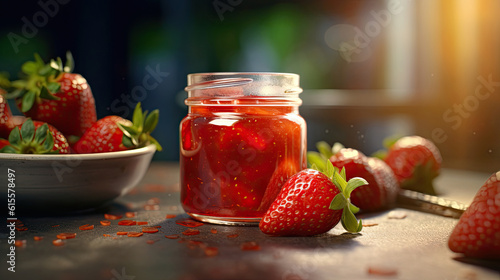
[{"x1": 396, "y1": 189, "x2": 468, "y2": 219}]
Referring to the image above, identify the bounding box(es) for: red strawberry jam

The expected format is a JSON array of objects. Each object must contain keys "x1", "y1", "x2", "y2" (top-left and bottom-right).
[{"x1": 180, "y1": 73, "x2": 306, "y2": 225}]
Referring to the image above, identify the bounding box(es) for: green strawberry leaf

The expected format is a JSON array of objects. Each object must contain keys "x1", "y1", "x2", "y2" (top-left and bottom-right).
[
  {"x1": 8, "y1": 127, "x2": 21, "y2": 145},
  {"x1": 5, "y1": 88, "x2": 25, "y2": 99},
  {"x1": 325, "y1": 158, "x2": 335, "y2": 179},
  {"x1": 20, "y1": 119, "x2": 35, "y2": 143},
  {"x1": 341, "y1": 205, "x2": 363, "y2": 233},
  {"x1": 349, "y1": 203, "x2": 360, "y2": 214},
  {"x1": 0, "y1": 146, "x2": 17, "y2": 153},
  {"x1": 307, "y1": 151, "x2": 326, "y2": 170},
  {"x1": 47, "y1": 82, "x2": 61, "y2": 94},
  {"x1": 132, "y1": 102, "x2": 144, "y2": 131},
  {"x1": 144, "y1": 109, "x2": 159, "y2": 133},
  {"x1": 334, "y1": 171, "x2": 347, "y2": 192},
  {"x1": 42, "y1": 132, "x2": 54, "y2": 151},
  {"x1": 316, "y1": 141, "x2": 333, "y2": 159},
  {"x1": 21, "y1": 61, "x2": 38, "y2": 74},
  {"x1": 34, "y1": 123, "x2": 49, "y2": 144},
  {"x1": 146, "y1": 136, "x2": 163, "y2": 151},
  {"x1": 122, "y1": 134, "x2": 135, "y2": 148},
  {"x1": 21, "y1": 90, "x2": 36, "y2": 112},
  {"x1": 345, "y1": 177, "x2": 368, "y2": 197},
  {"x1": 330, "y1": 193, "x2": 347, "y2": 210},
  {"x1": 40, "y1": 86, "x2": 59, "y2": 100}
]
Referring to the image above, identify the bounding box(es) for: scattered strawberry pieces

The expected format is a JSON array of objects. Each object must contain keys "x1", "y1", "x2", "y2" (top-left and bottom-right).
[
  {"x1": 204, "y1": 246, "x2": 219, "y2": 257},
  {"x1": 52, "y1": 239, "x2": 65, "y2": 246},
  {"x1": 33, "y1": 236, "x2": 43, "y2": 241},
  {"x1": 137, "y1": 221, "x2": 148, "y2": 226},
  {"x1": 56, "y1": 233, "x2": 76, "y2": 240},
  {"x1": 448, "y1": 171, "x2": 500, "y2": 260},
  {"x1": 118, "y1": 220, "x2": 137, "y2": 226},
  {"x1": 100, "y1": 220, "x2": 111, "y2": 226},
  {"x1": 367, "y1": 266, "x2": 398, "y2": 276},
  {"x1": 103, "y1": 234, "x2": 112, "y2": 237},
  {"x1": 165, "y1": 235, "x2": 180, "y2": 239},
  {"x1": 142, "y1": 227, "x2": 159, "y2": 234},
  {"x1": 127, "y1": 232, "x2": 143, "y2": 237},
  {"x1": 165, "y1": 214, "x2": 177, "y2": 219},
  {"x1": 182, "y1": 229, "x2": 201, "y2": 236},
  {"x1": 176, "y1": 219, "x2": 204, "y2": 228},
  {"x1": 210, "y1": 228, "x2": 218, "y2": 234},
  {"x1": 104, "y1": 214, "x2": 123, "y2": 220},
  {"x1": 227, "y1": 234, "x2": 239, "y2": 238},
  {"x1": 79, "y1": 224, "x2": 94, "y2": 231},
  {"x1": 383, "y1": 136, "x2": 442, "y2": 195},
  {"x1": 116, "y1": 232, "x2": 128, "y2": 236},
  {"x1": 260, "y1": 160, "x2": 368, "y2": 236},
  {"x1": 15, "y1": 240, "x2": 26, "y2": 247},
  {"x1": 240, "y1": 242, "x2": 261, "y2": 251},
  {"x1": 146, "y1": 240, "x2": 156, "y2": 245},
  {"x1": 125, "y1": 212, "x2": 136, "y2": 218},
  {"x1": 16, "y1": 226, "x2": 28, "y2": 231}
]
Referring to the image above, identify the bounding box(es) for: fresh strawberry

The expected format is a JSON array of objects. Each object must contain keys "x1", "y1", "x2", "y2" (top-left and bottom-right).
[
  {"x1": 0, "y1": 91, "x2": 14, "y2": 139},
  {"x1": 259, "y1": 161, "x2": 368, "y2": 236},
  {"x1": 9, "y1": 52, "x2": 96, "y2": 139},
  {"x1": 383, "y1": 136, "x2": 442, "y2": 195},
  {"x1": 329, "y1": 148, "x2": 399, "y2": 212},
  {"x1": 74, "y1": 103, "x2": 162, "y2": 153},
  {"x1": 448, "y1": 171, "x2": 500, "y2": 260},
  {"x1": 309, "y1": 142, "x2": 399, "y2": 212},
  {"x1": 0, "y1": 118, "x2": 69, "y2": 154}
]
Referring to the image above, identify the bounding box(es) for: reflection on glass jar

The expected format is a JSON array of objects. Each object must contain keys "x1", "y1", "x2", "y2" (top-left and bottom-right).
[{"x1": 180, "y1": 73, "x2": 306, "y2": 225}]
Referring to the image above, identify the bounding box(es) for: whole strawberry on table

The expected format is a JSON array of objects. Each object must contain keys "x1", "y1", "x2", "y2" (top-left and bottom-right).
[
  {"x1": 448, "y1": 171, "x2": 500, "y2": 260},
  {"x1": 260, "y1": 159, "x2": 368, "y2": 236},
  {"x1": 308, "y1": 141, "x2": 400, "y2": 212}
]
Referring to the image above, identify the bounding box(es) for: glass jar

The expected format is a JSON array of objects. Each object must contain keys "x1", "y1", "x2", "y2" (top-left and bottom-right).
[{"x1": 180, "y1": 73, "x2": 307, "y2": 225}]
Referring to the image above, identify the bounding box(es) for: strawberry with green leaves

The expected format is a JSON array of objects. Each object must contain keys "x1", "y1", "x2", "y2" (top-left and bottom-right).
[
  {"x1": 448, "y1": 171, "x2": 500, "y2": 260},
  {"x1": 309, "y1": 142, "x2": 399, "y2": 212},
  {"x1": 0, "y1": 118, "x2": 69, "y2": 154},
  {"x1": 259, "y1": 160, "x2": 368, "y2": 236},
  {"x1": 74, "y1": 103, "x2": 162, "y2": 153},
  {"x1": 8, "y1": 52, "x2": 97, "y2": 139},
  {"x1": 383, "y1": 136, "x2": 442, "y2": 195}
]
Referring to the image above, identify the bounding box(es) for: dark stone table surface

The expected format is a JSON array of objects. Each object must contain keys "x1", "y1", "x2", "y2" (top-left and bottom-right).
[{"x1": 1, "y1": 162, "x2": 499, "y2": 280}]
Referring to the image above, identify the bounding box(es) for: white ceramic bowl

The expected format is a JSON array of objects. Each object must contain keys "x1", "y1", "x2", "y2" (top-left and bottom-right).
[{"x1": 0, "y1": 144, "x2": 156, "y2": 213}]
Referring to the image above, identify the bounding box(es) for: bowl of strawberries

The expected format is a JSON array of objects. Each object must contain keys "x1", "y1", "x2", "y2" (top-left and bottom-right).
[{"x1": 0, "y1": 53, "x2": 162, "y2": 213}]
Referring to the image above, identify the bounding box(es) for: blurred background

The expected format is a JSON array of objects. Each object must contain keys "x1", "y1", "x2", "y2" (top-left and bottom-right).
[{"x1": 0, "y1": 0, "x2": 498, "y2": 172}]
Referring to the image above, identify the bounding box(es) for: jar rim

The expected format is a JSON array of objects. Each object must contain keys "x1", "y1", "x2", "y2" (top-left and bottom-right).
[{"x1": 185, "y1": 72, "x2": 302, "y2": 96}]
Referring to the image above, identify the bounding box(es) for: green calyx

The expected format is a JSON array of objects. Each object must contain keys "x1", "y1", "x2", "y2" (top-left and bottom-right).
[
  {"x1": 6, "y1": 52, "x2": 74, "y2": 112},
  {"x1": 118, "y1": 102, "x2": 163, "y2": 151},
  {"x1": 307, "y1": 141, "x2": 345, "y2": 170},
  {"x1": 0, "y1": 119, "x2": 59, "y2": 154},
  {"x1": 308, "y1": 141, "x2": 368, "y2": 233}
]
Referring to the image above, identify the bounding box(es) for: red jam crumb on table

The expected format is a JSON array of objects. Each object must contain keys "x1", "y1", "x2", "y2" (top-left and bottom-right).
[{"x1": 180, "y1": 73, "x2": 306, "y2": 225}]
